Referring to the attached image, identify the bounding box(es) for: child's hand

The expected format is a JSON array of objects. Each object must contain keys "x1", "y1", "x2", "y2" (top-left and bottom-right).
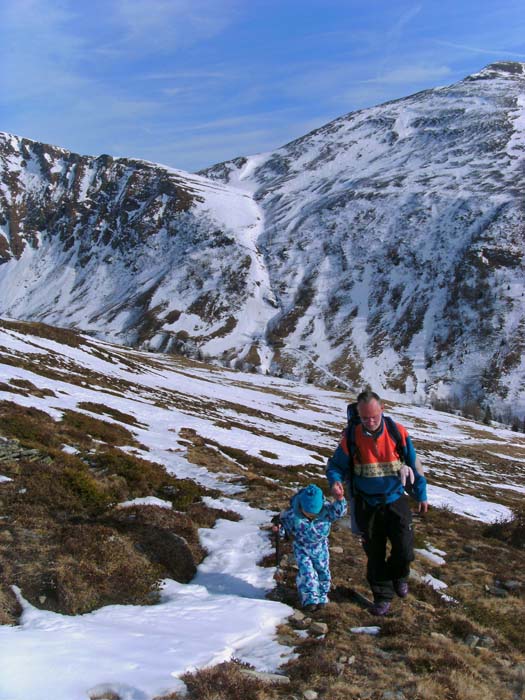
[
  {"x1": 331, "y1": 482, "x2": 345, "y2": 499},
  {"x1": 271, "y1": 525, "x2": 279, "y2": 533}
]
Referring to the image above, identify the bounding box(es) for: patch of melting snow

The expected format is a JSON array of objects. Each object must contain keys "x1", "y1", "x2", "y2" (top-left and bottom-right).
[
  {"x1": 117, "y1": 496, "x2": 173, "y2": 509},
  {"x1": 415, "y1": 547, "x2": 446, "y2": 565},
  {"x1": 421, "y1": 573, "x2": 458, "y2": 605},
  {"x1": 350, "y1": 626, "x2": 381, "y2": 635},
  {"x1": 61, "y1": 444, "x2": 79, "y2": 454}
]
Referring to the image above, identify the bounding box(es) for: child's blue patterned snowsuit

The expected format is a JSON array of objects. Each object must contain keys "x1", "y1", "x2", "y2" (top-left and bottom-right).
[{"x1": 280, "y1": 494, "x2": 347, "y2": 607}]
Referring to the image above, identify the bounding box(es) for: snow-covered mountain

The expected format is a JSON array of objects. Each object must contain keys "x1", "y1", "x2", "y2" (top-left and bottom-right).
[{"x1": 1, "y1": 62, "x2": 524, "y2": 416}]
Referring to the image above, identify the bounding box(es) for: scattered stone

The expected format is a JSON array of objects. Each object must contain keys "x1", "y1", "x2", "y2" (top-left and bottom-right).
[
  {"x1": 239, "y1": 669, "x2": 290, "y2": 685},
  {"x1": 330, "y1": 546, "x2": 344, "y2": 554},
  {"x1": 486, "y1": 585, "x2": 508, "y2": 598},
  {"x1": 478, "y1": 635, "x2": 495, "y2": 649},
  {"x1": 375, "y1": 648, "x2": 395, "y2": 660},
  {"x1": 338, "y1": 655, "x2": 348, "y2": 663},
  {"x1": 430, "y1": 632, "x2": 449, "y2": 642},
  {"x1": 295, "y1": 617, "x2": 312, "y2": 630},
  {"x1": 290, "y1": 610, "x2": 306, "y2": 623},
  {"x1": 501, "y1": 580, "x2": 521, "y2": 591},
  {"x1": 303, "y1": 690, "x2": 318, "y2": 700},
  {"x1": 382, "y1": 691, "x2": 406, "y2": 700},
  {"x1": 465, "y1": 634, "x2": 480, "y2": 648},
  {"x1": 347, "y1": 655, "x2": 356, "y2": 665},
  {"x1": 310, "y1": 621, "x2": 328, "y2": 635},
  {"x1": 463, "y1": 544, "x2": 477, "y2": 553},
  {"x1": 38, "y1": 595, "x2": 46, "y2": 604}
]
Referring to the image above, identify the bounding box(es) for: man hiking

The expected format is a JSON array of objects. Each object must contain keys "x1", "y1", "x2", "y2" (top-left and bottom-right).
[{"x1": 326, "y1": 390, "x2": 428, "y2": 616}]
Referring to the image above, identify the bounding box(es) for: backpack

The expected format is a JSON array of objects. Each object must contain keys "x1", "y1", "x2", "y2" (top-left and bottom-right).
[{"x1": 345, "y1": 402, "x2": 406, "y2": 497}]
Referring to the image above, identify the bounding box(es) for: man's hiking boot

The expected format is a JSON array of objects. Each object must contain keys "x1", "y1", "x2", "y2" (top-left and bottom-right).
[
  {"x1": 303, "y1": 603, "x2": 318, "y2": 613},
  {"x1": 369, "y1": 600, "x2": 391, "y2": 616},
  {"x1": 394, "y1": 580, "x2": 409, "y2": 598}
]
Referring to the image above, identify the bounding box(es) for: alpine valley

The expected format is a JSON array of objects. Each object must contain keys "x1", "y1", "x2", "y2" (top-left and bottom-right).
[{"x1": 0, "y1": 62, "x2": 524, "y2": 417}]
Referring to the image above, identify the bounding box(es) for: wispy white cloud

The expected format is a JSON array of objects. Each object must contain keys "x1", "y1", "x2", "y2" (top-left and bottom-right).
[
  {"x1": 109, "y1": 0, "x2": 240, "y2": 52},
  {"x1": 362, "y1": 65, "x2": 452, "y2": 84},
  {"x1": 141, "y1": 70, "x2": 231, "y2": 81},
  {"x1": 434, "y1": 39, "x2": 525, "y2": 59},
  {"x1": 388, "y1": 4, "x2": 423, "y2": 37},
  {"x1": 1, "y1": 0, "x2": 88, "y2": 99},
  {"x1": 3, "y1": 0, "x2": 525, "y2": 173}
]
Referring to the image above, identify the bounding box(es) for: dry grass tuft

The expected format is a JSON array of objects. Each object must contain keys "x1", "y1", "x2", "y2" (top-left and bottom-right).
[
  {"x1": 17, "y1": 457, "x2": 114, "y2": 517},
  {"x1": 61, "y1": 409, "x2": 139, "y2": 447},
  {"x1": 483, "y1": 506, "x2": 525, "y2": 549},
  {"x1": 77, "y1": 401, "x2": 144, "y2": 427},
  {"x1": 156, "y1": 661, "x2": 267, "y2": 700},
  {"x1": 0, "y1": 401, "x2": 60, "y2": 448},
  {"x1": 53, "y1": 524, "x2": 163, "y2": 613},
  {"x1": 0, "y1": 318, "x2": 86, "y2": 347},
  {"x1": 89, "y1": 448, "x2": 204, "y2": 508}
]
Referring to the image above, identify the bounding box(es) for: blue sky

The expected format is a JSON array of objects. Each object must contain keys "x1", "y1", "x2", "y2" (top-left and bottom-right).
[{"x1": 2, "y1": 0, "x2": 525, "y2": 172}]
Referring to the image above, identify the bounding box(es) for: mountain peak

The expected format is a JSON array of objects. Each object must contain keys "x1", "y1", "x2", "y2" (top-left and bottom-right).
[{"x1": 469, "y1": 61, "x2": 525, "y2": 80}]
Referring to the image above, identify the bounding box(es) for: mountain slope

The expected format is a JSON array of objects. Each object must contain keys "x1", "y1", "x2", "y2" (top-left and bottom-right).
[
  {"x1": 201, "y1": 61, "x2": 525, "y2": 414},
  {"x1": 1, "y1": 62, "x2": 524, "y2": 415},
  {"x1": 0, "y1": 319, "x2": 524, "y2": 700},
  {"x1": 0, "y1": 135, "x2": 277, "y2": 368}
]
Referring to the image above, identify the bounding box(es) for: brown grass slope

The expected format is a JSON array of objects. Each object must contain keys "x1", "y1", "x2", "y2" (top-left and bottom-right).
[{"x1": 0, "y1": 320, "x2": 523, "y2": 700}]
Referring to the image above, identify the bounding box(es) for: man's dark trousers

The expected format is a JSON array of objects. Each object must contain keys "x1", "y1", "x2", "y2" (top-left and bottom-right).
[{"x1": 355, "y1": 494, "x2": 414, "y2": 602}]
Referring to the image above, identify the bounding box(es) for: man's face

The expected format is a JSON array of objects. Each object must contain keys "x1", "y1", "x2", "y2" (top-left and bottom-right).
[{"x1": 358, "y1": 399, "x2": 383, "y2": 433}]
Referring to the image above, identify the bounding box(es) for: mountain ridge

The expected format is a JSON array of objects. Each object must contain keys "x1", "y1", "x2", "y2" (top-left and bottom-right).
[{"x1": 0, "y1": 62, "x2": 524, "y2": 418}]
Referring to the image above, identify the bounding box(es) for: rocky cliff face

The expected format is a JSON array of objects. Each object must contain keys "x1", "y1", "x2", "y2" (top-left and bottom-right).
[
  {"x1": 0, "y1": 62, "x2": 524, "y2": 415},
  {"x1": 0, "y1": 134, "x2": 276, "y2": 367}
]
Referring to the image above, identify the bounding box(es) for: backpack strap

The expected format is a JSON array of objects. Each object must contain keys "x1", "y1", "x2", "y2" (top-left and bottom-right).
[
  {"x1": 383, "y1": 416, "x2": 405, "y2": 464},
  {"x1": 345, "y1": 421, "x2": 358, "y2": 497}
]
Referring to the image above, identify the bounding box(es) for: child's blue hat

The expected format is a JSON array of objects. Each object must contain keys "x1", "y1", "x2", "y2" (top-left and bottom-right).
[{"x1": 300, "y1": 484, "x2": 323, "y2": 514}]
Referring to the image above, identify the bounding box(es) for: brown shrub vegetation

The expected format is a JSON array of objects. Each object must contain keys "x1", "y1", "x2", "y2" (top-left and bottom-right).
[
  {"x1": 53, "y1": 524, "x2": 163, "y2": 614},
  {"x1": 158, "y1": 661, "x2": 266, "y2": 700},
  {"x1": 483, "y1": 506, "x2": 525, "y2": 549},
  {"x1": 61, "y1": 410, "x2": 138, "y2": 446},
  {"x1": 77, "y1": 401, "x2": 143, "y2": 427}
]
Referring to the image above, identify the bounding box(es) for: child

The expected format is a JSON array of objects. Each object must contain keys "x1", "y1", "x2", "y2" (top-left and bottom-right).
[{"x1": 275, "y1": 483, "x2": 346, "y2": 612}]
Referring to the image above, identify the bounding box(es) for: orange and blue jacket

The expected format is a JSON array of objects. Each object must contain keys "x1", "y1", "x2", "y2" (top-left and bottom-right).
[{"x1": 326, "y1": 418, "x2": 427, "y2": 506}]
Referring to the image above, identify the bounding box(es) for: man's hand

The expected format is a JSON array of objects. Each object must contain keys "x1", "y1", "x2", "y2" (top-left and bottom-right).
[
  {"x1": 331, "y1": 482, "x2": 345, "y2": 500},
  {"x1": 398, "y1": 465, "x2": 415, "y2": 487},
  {"x1": 418, "y1": 500, "x2": 429, "y2": 514}
]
